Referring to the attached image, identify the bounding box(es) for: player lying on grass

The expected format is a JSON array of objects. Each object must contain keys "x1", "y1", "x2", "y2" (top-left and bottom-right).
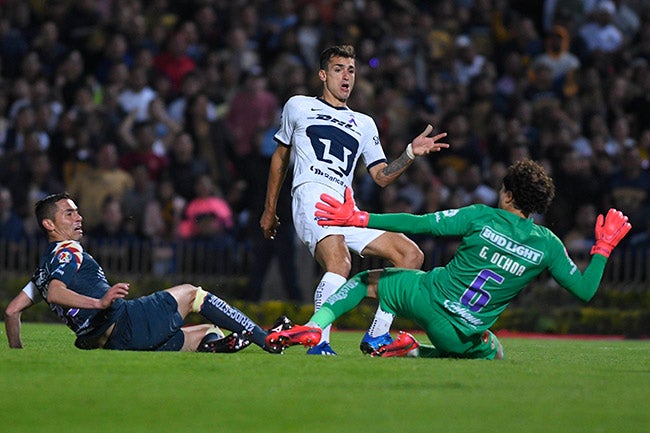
[
  {"x1": 266, "y1": 159, "x2": 632, "y2": 359},
  {"x1": 4, "y1": 192, "x2": 291, "y2": 353}
]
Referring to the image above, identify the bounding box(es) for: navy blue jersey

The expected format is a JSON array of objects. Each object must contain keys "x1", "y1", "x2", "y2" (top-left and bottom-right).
[{"x1": 33, "y1": 240, "x2": 124, "y2": 338}]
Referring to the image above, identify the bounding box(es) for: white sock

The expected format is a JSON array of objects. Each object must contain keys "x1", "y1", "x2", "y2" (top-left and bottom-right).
[
  {"x1": 314, "y1": 272, "x2": 347, "y2": 344},
  {"x1": 367, "y1": 306, "x2": 394, "y2": 337}
]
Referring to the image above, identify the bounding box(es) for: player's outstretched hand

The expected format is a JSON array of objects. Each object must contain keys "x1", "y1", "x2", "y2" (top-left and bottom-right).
[
  {"x1": 410, "y1": 125, "x2": 449, "y2": 157},
  {"x1": 315, "y1": 187, "x2": 369, "y2": 227},
  {"x1": 590, "y1": 208, "x2": 632, "y2": 258}
]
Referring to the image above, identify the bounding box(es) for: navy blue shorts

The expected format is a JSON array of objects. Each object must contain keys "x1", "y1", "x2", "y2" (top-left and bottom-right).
[{"x1": 104, "y1": 291, "x2": 185, "y2": 351}]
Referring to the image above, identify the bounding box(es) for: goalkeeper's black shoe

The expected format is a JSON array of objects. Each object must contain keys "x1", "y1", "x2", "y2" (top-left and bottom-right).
[
  {"x1": 198, "y1": 331, "x2": 252, "y2": 353},
  {"x1": 262, "y1": 315, "x2": 295, "y2": 354}
]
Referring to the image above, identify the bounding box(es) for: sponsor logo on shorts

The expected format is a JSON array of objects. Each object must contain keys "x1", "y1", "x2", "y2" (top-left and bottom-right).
[{"x1": 443, "y1": 300, "x2": 483, "y2": 328}]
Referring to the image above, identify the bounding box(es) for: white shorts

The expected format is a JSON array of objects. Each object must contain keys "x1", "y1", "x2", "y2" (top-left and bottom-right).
[{"x1": 292, "y1": 183, "x2": 385, "y2": 256}]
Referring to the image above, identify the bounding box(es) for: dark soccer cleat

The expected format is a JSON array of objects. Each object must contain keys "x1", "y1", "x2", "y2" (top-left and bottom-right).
[
  {"x1": 268, "y1": 315, "x2": 294, "y2": 333},
  {"x1": 359, "y1": 331, "x2": 394, "y2": 355},
  {"x1": 262, "y1": 315, "x2": 295, "y2": 353},
  {"x1": 371, "y1": 331, "x2": 419, "y2": 358},
  {"x1": 265, "y1": 324, "x2": 322, "y2": 350},
  {"x1": 198, "y1": 331, "x2": 252, "y2": 353}
]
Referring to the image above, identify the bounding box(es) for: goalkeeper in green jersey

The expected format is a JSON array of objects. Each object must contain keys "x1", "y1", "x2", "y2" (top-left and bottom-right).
[{"x1": 266, "y1": 159, "x2": 632, "y2": 359}]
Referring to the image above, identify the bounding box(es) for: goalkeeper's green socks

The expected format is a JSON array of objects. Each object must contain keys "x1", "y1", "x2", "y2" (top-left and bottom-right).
[
  {"x1": 417, "y1": 345, "x2": 443, "y2": 358},
  {"x1": 309, "y1": 272, "x2": 369, "y2": 329}
]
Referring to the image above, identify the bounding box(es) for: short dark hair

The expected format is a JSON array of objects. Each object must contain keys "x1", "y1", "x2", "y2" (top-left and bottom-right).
[
  {"x1": 35, "y1": 192, "x2": 71, "y2": 235},
  {"x1": 319, "y1": 45, "x2": 355, "y2": 70},
  {"x1": 502, "y1": 160, "x2": 555, "y2": 216}
]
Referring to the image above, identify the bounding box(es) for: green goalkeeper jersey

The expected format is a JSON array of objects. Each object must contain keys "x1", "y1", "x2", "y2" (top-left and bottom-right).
[{"x1": 367, "y1": 205, "x2": 608, "y2": 334}]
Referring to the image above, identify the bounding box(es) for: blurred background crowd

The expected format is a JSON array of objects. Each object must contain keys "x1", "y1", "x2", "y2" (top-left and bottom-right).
[{"x1": 0, "y1": 0, "x2": 649, "y2": 300}]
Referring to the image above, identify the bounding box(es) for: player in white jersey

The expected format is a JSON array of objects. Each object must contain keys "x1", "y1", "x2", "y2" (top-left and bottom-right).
[{"x1": 260, "y1": 45, "x2": 449, "y2": 355}]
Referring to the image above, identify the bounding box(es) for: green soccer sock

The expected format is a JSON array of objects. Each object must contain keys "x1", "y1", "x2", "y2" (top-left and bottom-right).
[
  {"x1": 309, "y1": 272, "x2": 369, "y2": 329},
  {"x1": 417, "y1": 344, "x2": 443, "y2": 358}
]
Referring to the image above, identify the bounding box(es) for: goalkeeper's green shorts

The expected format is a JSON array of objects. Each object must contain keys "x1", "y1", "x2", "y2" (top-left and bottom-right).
[{"x1": 376, "y1": 268, "x2": 503, "y2": 359}]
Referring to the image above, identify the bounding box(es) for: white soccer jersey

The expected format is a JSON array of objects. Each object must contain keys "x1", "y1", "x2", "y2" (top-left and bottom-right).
[{"x1": 274, "y1": 95, "x2": 387, "y2": 196}]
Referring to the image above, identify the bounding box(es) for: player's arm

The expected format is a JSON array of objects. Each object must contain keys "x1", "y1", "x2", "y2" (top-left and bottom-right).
[
  {"x1": 315, "y1": 186, "x2": 437, "y2": 233},
  {"x1": 369, "y1": 125, "x2": 448, "y2": 187},
  {"x1": 550, "y1": 209, "x2": 631, "y2": 302},
  {"x1": 5, "y1": 289, "x2": 35, "y2": 348},
  {"x1": 47, "y1": 280, "x2": 130, "y2": 309},
  {"x1": 260, "y1": 143, "x2": 291, "y2": 240}
]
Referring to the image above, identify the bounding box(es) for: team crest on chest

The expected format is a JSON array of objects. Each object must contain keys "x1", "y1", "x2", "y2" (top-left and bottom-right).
[{"x1": 54, "y1": 241, "x2": 84, "y2": 270}]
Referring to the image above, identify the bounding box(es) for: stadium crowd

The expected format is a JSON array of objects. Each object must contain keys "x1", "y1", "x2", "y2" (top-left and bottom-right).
[{"x1": 0, "y1": 0, "x2": 649, "y2": 299}]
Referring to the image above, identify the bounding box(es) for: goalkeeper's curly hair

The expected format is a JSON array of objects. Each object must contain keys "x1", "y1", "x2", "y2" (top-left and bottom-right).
[{"x1": 502, "y1": 159, "x2": 555, "y2": 216}]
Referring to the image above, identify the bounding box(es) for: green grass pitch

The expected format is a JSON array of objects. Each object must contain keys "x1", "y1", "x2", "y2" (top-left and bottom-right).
[{"x1": 1, "y1": 323, "x2": 648, "y2": 433}]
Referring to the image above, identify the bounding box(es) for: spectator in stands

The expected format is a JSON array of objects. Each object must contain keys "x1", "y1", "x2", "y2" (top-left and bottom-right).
[
  {"x1": 167, "y1": 71, "x2": 214, "y2": 124},
  {"x1": 118, "y1": 118, "x2": 169, "y2": 182},
  {"x1": 94, "y1": 32, "x2": 134, "y2": 85},
  {"x1": 183, "y1": 93, "x2": 235, "y2": 194},
  {"x1": 178, "y1": 174, "x2": 237, "y2": 274},
  {"x1": 578, "y1": 1, "x2": 624, "y2": 63},
  {"x1": 459, "y1": 163, "x2": 498, "y2": 207},
  {"x1": 604, "y1": 146, "x2": 650, "y2": 236},
  {"x1": 609, "y1": 0, "x2": 641, "y2": 42},
  {"x1": 563, "y1": 202, "x2": 598, "y2": 270},
  {"x1": 142, "y1": 178, "x2": 186, "y2": 242},
  {"x1": 226, "y1": 68, "x2": 279, "y2": 180},
  {"x1": 121, "y1": 163, "x2": 156, "y2": 238},
  {"x1": 66, "y1": 142, "x2": 134, "y2": 232},
  {"x1": 436, "y1": 110, "x2": 485, "y2": 174},
  {"x1": 626, "y1": 57, "x2": 650, "y2": 136},
  {"x1": 605, "y1": 115, "x2": 636, "y2": 156},
  {"x1": 178, "y1": 174, "x2": 234, "y2": 241},
  {"x1": 0, "y1": 186, "x2": 26, "y2": 242},
  {"x1": 54, "y1": 50, "x2": 88, "y2": 109},
  {"x1": 148, "y1": 95, "x2": 182, "y2": 150},
  {"x1": 295, "y1": 2, "x2": 323, "y2": 69},
  {"x1": 88, "y1": 194, "x2": 137, "y2": 245},
  {"x1": 452, "y1": 35, "x2": 487, "y2": 87},
  {"x1": 84, "y1": 195, "x2": 142, "y2": 271},
  {"x1": 531, "y1": 25, "x2": 581, "y2": 92},
  {"x1": 0, "y1": 16, "x2": 29, "y2": 79},
  {"x1": 499, "y1": 15, "x2": 543, "y2": 67},
  {"x1": 524, "y1": 62, "x2": 565, "y2": 110},
  {"x1": 23, "y1": 151, "x2": 65, "y2": 210},
  {"x1": 2, "y1": 130, "x2": 56, "y2": 218},
  {"x1": 638, "y1": 129, "x2": 650, "y2": 167},
  {"x1": 153, "y1": 31, "x2": 197, "y2": 93},
  {"x1": 118, "y1": 65, "x2": 156, "y2": 122},
  {"x1": 165, "y1": 132, "x2": 209, "y2": 202},
  {"x1": 1, "y1": 104, "x2": 41, "y2": 157}
]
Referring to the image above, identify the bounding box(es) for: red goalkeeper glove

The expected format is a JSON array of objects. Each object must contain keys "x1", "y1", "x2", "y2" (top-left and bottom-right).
[
  {"x1": 590, "y1": 208, "x2": 632, "y2": 258},
  {"x1": 315, "y1": 187, "x2": 369, "y2": 227}
]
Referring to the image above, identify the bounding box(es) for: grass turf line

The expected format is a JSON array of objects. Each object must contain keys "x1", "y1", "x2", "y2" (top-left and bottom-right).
[{"x1": 0, "y1": 323, "x2": 648, "y2": 433}]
